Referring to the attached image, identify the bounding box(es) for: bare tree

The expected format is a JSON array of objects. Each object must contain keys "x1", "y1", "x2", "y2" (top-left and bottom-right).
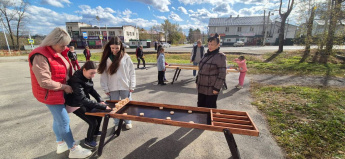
[
  {"x1": 0, "y1": 0, "x2": 28, "y2": 50},
  {"x1": 277, "y1": 0, "x2": 295, "y2": 53},
  {"x1": 305, "y1": 6, "x2": 316, "y2": 54},
  {"x1": 325, "y1": 0, "x2": 344, "y2": 56}
]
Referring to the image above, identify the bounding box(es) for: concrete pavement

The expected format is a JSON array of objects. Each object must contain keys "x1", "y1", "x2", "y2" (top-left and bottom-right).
[{"x1": 0, "y1": 58, "x2": 284, "y2": 159}]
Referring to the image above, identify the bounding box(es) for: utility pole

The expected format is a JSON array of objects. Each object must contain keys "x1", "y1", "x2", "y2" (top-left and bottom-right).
[
  {"x1": 262, "y1": 10, "x2": 266, "y2": 46},
  {"x1": 263, "y1": 11, "x2": 271, "y2": 46},
  {"x1": 1, "y1": 19, "x2": 11, "y2": 55}
]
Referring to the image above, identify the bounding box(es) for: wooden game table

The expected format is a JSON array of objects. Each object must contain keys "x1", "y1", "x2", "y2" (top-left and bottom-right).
[
  {"x1": 165, "y1": 64, "x2": 238, "y2": 86},
  {"x1": 86, "y1": 99, "x2": 259, "y2": 159}
]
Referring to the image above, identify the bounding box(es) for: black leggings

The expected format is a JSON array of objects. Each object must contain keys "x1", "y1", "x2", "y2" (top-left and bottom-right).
[
  {"x1": 73, "y1": 107, "x2": 102, "y2": 142},
  {"x1": 197, "y1": 93, "x2": 218, "y2": 108}
]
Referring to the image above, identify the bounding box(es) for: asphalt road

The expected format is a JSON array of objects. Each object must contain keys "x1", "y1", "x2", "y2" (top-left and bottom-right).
[{"x1": 0, "y1": 59, "x2": 284, "y2": 159}]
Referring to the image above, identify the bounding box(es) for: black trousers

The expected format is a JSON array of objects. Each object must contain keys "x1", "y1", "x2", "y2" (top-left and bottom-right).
[
  {"x1": 197, "y1": 93, "x2": 218, "y2": 108},
  {"x1": 73, "y1": 107, "x2": 102, "y2": 142},
  {"x1": 137, "y1": 57, "x2": 145, "y2": 68},
  {"x1": 158, "y1": 71, "x2": 165, "y2": 84}
]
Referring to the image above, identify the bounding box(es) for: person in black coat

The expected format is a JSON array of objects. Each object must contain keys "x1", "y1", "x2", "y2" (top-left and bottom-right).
[
  {"x1": 136, "y1": 45, "x2": 146, "y2": 68},
  {"x1": 65, "y1": 61, "x2": 112, "y2": 148}
]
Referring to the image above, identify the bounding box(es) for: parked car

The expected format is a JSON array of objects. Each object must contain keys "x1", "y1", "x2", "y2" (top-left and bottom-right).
[
  {"x1": 161, "y1": 42, "x2": 171, "y2": 48},
  {"x1": 122, "y1": 43, "x2": 129, "y2": 48},
  {"x1": 233, "y1": 41, "x2": 244, "y2": 47}
]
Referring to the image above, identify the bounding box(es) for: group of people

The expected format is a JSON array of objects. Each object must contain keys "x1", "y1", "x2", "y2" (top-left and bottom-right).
[
  {"x1": 29, "y1": 28, "x2": 135, "y2": 158},
  {"x1": 29, "y1": 27, "x2": 247, "y2": 158}
]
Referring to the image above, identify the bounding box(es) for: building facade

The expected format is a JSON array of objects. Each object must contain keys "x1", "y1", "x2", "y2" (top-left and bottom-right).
[
  {"x1": 208, "y1": 16, "x2": 297, "y2": 46},
  {"x1": 66, "y1": 22, "x2": 139, "y2": 48}
]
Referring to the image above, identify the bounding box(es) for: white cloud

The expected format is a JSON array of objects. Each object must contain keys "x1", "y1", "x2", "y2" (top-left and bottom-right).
[
  {"x1": 122, "y1": 9, "x2": 134, "y2": 18},
  {"x1": 169, "y1": 11, "x2": 183, "y2": 22},
  {"x1": 178, "y1": 6, "x2": 188, "y2": 14},
  {"x1": 189, "y1": 8, "x2": 218, "y2": 24},
  {"x1": 40, "y1": 0, "x2": 71, "y2": 8},
  {"x1": 212, "y1": 3, "x2": 237, "y2": 16},
  {"x1": 180, "y1": 24, "x2": 207, "y2": 32},
  {"x1": 154, "y1": 15, "x2": 167, "y2": 20},
  {"x1": 172, "y1": 7, "x2": 176, "y2": 10},
  {"x1": 25, "y1": 5, "x2": 80, "y2": 34},
  {"x1": 129, "y1": 0, "x2": 170, "y2": 12},
  {"x1": 148, "y1": 6, "x2": 151, "y2": 10}
]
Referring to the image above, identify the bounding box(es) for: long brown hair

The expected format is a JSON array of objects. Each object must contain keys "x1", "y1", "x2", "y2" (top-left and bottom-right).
[{"x1": 98, "y1": 37, "x2": 125, "y2": 75}]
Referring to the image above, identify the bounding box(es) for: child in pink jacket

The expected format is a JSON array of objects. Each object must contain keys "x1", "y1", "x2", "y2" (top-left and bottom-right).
[{"x1": 234, "y1": 56, "x2": 247, "y2": 89}]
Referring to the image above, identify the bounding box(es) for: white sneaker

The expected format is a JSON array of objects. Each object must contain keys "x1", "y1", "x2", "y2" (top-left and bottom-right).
[
  {"x1": 125, "y1": 124, "x2": 132, "y2": 130},
  {"x1": 237, "y1": 86, "x2": 243, "y2": 89},
  {"x1": 56, "y1": 142, "x2": 68, "y2": 154},
  {"x1": 69, "y1": 145, "x2": 92, "y2": 158}
]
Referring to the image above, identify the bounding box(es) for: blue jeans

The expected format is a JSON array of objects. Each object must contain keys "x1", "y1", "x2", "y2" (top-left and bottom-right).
[
  {"x1": 109, "y1": 90, "x2": 132, "y2": 125},
  {"x1": 46, "y1": 104, "x2": 75, "y2": 148},
  {"x1": 193, "y1": 62, "x2": 198, "y2": 76}
]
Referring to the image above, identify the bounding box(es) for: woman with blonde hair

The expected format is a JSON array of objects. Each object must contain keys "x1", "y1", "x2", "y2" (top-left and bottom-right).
[
  {"x1": 28, "y1": 27, "x2": 92, "y2": 158},
  {"x1": 98, "y1": 36, "x2": 136, "y2": 130}
]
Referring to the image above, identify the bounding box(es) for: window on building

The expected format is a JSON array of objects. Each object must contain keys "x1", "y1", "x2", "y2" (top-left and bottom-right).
[
  {"x1": 88, "y1": 31, "x2": 95, "y2": 36},
  {"x1": 225, "y1": 27, "x2": 229, "y2": 32},
  {"x1": 127, "y1": 31, "x2": 129, "y2": 36},
  {"x1": 109, "y1": 31, "x2": 115, "y2": 36},
  {"x1": 250, "y1": 27, "x2": 254, "y2": 31},
  {"x1": 237, "y1": 27, "x2": 242, "y2": 32},
  {"x1": 226, "y1": 38, "x2": 232, "y2": 42}
]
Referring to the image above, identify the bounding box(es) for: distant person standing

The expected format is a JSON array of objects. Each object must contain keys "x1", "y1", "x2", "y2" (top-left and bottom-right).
[
  {"x1": 196, "y1": 33, "x2": 226, "y2": 108},
  {"x1": 68, "y1": 46, "x2": 80, "y2": 71},
  {"x1": 136, "y1": 45, "x2": 146, "y2": 69},
  {"x1": 83, "y1": 46, "x2": 91, "y2": 61},
  {"x1": 233, "y1": 56, "x2": 247, "y2": 89},
  {"x1": 154, "y1": 41, "x2": 158, "y2": 50},
  {"x1": 157, "y1": 47, "x2": 166, "y2": 85},
  {"x1": 190, "y1": 40, "x2": 205, "y2": 77}
]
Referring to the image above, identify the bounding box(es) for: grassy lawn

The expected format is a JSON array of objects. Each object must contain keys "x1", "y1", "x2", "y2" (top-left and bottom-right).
[
  {"x1": 251, "y1": 83, "x2": 345, "y2": 159},
  {"x1": 78, "y1": 50, "x2": 345, "y2": 77}
]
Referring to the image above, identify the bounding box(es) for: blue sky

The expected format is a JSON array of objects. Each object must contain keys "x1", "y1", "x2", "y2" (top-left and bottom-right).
[{"x1": 21, "y1": 0, "x2": 304, "y2": 35}]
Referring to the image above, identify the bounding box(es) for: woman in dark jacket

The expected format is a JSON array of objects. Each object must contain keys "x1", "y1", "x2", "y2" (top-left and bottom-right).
[{"x1": 65, "y1": 61, "x2": 112, "y2": 148}]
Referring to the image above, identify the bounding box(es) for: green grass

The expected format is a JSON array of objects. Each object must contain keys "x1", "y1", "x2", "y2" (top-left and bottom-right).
[
  {"x1": 78, "y1": 50, "x2": 345, "y2": 77},
  {"x1": 251, "y1": 83, "x2": 345, "y2": 159}
]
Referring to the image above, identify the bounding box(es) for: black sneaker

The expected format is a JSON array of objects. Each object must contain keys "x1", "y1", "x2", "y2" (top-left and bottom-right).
[
  {"x1": 84, "y1": 140, "x2": 97, "y2": 148},
  {"x1": 161, "y1": 83, "x2": 167, "y2": 85}
]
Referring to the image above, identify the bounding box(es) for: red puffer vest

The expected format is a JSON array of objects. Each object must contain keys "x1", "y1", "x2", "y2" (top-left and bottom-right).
[{"x1": 28, "y1": 46, "x2": 72, "y2": 105}]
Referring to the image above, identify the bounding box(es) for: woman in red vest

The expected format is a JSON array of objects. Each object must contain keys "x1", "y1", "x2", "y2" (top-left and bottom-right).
[{"x1": 28, "y1": 27, "x2": 92, "y2": 158}]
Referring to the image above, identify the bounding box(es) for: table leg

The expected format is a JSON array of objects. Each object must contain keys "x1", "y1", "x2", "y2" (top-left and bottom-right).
[
  {"x1": 223, "y1": 81, "x2": 228, "y2": 90},
  {"x1": 115, "y1": 119, "x2": 124, "y2": 136},
  {"x1": 223, "y1": 129, "x2": 241, "y2": 159},
  {"x1": 175, "y1": 69, "x2": 182, "y2": 82},
  {"x1": 98, "y1": 114, "x2": 110, "y2": 157},
  {"x1": 171, "y1": 67, "x2": 179, "y2": 84}
]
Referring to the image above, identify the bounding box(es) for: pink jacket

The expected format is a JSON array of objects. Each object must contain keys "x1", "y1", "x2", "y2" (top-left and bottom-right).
[{"x1": 234, "y1": 59, "x2": 247, "y2": 72}]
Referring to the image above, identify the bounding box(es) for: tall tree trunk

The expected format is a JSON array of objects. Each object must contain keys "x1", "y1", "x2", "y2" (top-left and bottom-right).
[
  {"x1": 277, "y1": 0, "x2": 295, "y2": 53},
  {"x1": 278, "y1": 16, "x2": 286, "y2": 53},
  {"x1": 305, "y1": 6, "x2": 316, "y2": 54},
  {"x1": 325, "y1": 0, "x2": 341, "y2": 56},
  {"x1": 319, "y1": 0, "x2": 332, "y2": 50}
]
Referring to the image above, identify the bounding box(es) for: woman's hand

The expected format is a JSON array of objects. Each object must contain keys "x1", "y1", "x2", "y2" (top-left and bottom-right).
[
  {"x1": 64, "y1": 85, "x2": 73, "y2": 94},
  {"x1": 213, "y1": 90, "x2": 219, "y2": 95},
  {"x1": 129, "y1": 89, "x2": 134, "y2": 93},
  {"x1": 100, "y1": 101, "x2": 106, "y2": 105},
  {"x1": 105, "y1": 92, "x2": 110, "y2": 96},
  {"x1": 105, "y1": 106, "x2": 112, "y2": 110}
]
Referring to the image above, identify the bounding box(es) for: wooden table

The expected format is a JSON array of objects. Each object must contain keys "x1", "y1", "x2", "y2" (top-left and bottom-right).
[
  {"x1": 86, "y1": 99, "x2": 259, "y2": 159},
  {"x1": 165, "y1": 64, "x2": 238, "y2": 88}
]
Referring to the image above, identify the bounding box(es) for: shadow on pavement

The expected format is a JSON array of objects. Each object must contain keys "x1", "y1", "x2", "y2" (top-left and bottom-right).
[{"x1": 123, "y1": 128, "x2": 204, "y2": 159}]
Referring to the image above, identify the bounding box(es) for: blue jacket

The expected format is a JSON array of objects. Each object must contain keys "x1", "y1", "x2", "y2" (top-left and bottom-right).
[{"x1": 157, "y1": 53, "x2": 165, "y2": 71}]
